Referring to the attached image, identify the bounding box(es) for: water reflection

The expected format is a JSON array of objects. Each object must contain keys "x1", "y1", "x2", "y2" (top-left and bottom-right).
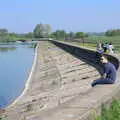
[
  {"x1": 0, "y1": 96, "x2": 7, "y2": 108},
  {"x1": 0, "y1": 42, "x2": 37, "y2": 53},
  {"x1": 0, "y1": 47, "x2": 16, "y2": 52}
]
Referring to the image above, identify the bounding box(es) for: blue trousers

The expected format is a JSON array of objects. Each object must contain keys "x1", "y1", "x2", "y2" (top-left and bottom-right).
[{"x1": 91, "y1": 78, "x2": 114, "y2": 87}]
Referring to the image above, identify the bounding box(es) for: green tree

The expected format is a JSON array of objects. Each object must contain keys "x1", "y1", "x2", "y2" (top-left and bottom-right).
[
  {"x1": 75, "y1": 32, "x2": 84, "y2": 38},
  {"x1": 33, "y1": 24, "x2": 43, "y2": 38},
  {"x1": 0, "y1": 28, "x2": 9, "y2": 42},
  {"x1": 33, "y1": 24, "x2": 52, "y2": 38},
  {"x1": 54, "y1": 30, "x2": 66, "y2": 40},
  {"x1": 43, "y1": 24, "x2": 52, "y2": 38},
  {"x1": 25, "y1": 32, "x2": 33, "y2": 38},
  {"x1": 105, "y1": 29, "x2": 120, "y2": 36},
  {"x1": 75, "y1": 32, "x2": 85, "y2": 44},
  {"x1": 9, "y1": 32, "x2": 17, "y2": 37},
  {"x1": 49, "y1": 32, "x2": 56, "y2": 38}
]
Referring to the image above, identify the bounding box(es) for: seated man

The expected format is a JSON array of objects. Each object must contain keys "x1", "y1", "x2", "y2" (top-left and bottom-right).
[{"x1": 92, "y1": 55, "x2": 116, "y2": 87}]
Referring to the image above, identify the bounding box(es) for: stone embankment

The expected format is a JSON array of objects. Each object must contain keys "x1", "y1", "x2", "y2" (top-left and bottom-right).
[{"x1": 1, "y1": 40, "x2": 119, "y2": 120}]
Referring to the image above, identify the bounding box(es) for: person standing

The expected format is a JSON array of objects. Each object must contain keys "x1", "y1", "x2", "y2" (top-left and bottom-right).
[
  {"x1": 103, "y1": 42, "x2": 108, "y2": 53},
  {"x1": 96, "y1": 42, "x2": 104, "y2": 62},
  {"x1": 96, "y1": 42, "x2": 102, "y2": 53},
  {"x1": 108, "y1": 42, "x2": 114, "y2": 54}
]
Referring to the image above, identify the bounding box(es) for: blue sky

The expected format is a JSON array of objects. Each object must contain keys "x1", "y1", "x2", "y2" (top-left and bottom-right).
[{"x1": 0, "y1": 0, "x2": 120, "y2": 33}]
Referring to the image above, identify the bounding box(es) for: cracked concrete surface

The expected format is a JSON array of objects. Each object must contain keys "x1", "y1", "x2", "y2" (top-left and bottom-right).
[{"x1": 1, "y1": 41, "x2": 118, "y2": 120}]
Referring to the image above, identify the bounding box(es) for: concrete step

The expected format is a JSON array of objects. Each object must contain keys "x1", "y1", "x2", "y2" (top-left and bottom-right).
[{"x1": 3, "y1": 41, "x2": 102, "y2": 120}]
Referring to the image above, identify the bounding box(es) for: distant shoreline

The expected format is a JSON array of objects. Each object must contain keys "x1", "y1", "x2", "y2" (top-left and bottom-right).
[{"x1": 6, "y1": 42, "x2": 38, "y2": 109}]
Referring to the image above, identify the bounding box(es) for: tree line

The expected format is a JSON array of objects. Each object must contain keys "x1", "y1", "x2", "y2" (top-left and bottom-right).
[
  {"x1": 105, "y1": 29, "x2": 120, "y2": 36},
  {"x1": 30, "y1": 23, "x2": 85, "y2": 40},
  {"x1": 1, "y1": 23, "x2": 120, "y2": 42},
  {"x1": 0, "y1": 23, "x2": 85, "y2": 42}
]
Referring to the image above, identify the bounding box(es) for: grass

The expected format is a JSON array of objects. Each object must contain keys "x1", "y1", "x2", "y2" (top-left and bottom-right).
[
  {"x1": 87, "y1": 36, "x2": 120, "y2": 53},
  {"x1": 58, "y1": 36, "x2": 120, "y2": 53},
  {"x1": 87, "y1": 36, "x2": 120, "y2": 44},
  {"x1": 93, "y1": 99, "x2": 120, "y2": 120}
]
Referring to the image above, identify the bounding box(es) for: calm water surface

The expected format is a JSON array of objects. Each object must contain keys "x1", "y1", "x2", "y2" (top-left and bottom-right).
[{"x1": 0, "y1": 43, "x2": 35, "y2": 108}]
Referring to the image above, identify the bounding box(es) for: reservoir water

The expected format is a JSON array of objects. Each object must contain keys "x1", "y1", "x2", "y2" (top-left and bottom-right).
[{"x1": 0, "y1": 43, "x2": 35, "y2": 108}]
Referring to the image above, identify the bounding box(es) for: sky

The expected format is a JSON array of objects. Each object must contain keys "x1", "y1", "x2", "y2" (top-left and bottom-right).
[{"x1": 0, "y1": 0, "x2": 120, "y2": 33}]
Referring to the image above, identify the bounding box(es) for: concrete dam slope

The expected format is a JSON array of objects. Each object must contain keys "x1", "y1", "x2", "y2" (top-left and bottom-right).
[{"x1": 1, "y1": 41, "x2": 120, "y2": 120}]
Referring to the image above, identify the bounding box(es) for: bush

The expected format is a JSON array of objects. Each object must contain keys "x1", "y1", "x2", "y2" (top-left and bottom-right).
[{"x1": 95, "y1": 99, "x2": 120, "y2": 120}]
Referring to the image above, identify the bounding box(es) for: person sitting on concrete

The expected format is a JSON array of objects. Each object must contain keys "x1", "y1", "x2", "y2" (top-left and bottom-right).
[{"x1": 91, "y1": 55, "x2": 116, "y2": 87}]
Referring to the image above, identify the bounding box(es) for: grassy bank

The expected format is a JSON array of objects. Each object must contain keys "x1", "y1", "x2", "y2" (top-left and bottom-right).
[
  {"x1": 93, "y1": 99, "x2": 120, "y2": 120},
  {"x1": 58, "y1": 36, "x2": 120, "y2": 53},
  {"x1": 87, "y1": 36, "x2": 120, "y2": 44},
  {"x1": 87, "y1": 36, "x2": 120, "y2": 53}
]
